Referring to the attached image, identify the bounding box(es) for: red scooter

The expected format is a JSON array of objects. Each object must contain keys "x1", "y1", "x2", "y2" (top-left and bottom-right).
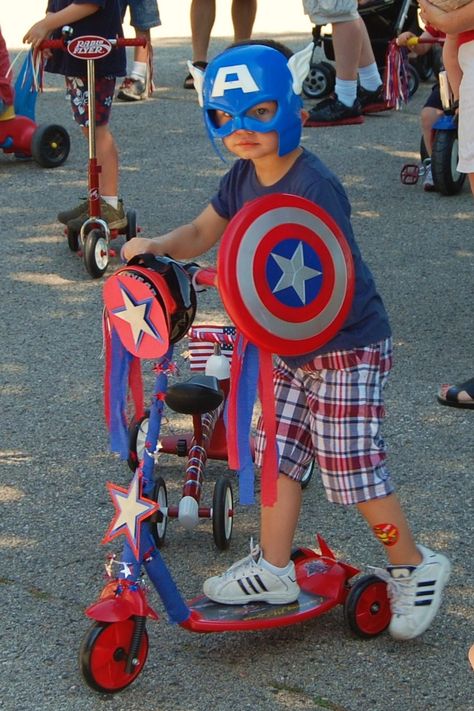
[
  {"x1": 40, "y1": 29, "x2": 147, "y2": 277},
  {"x1": 80, "y1": 266, "x2": 390, "y2": 694}
]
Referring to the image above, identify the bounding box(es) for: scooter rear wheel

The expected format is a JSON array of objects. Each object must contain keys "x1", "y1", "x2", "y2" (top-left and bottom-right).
[
  {"x1": 83, "y1": 228, "x2": 109, "y2": 278},
  {"x1": 344, "y1": 574, "x2": 391, "y2": 638},
  {"x1": 79, "y1": 619, "x2": 149, "y2": 693}
]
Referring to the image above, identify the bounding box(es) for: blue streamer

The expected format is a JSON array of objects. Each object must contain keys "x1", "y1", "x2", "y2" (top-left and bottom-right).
[
  {"x1": 14, "y1": 52, "x2": 38, "y2": 120},
  {"x1": 109, "y1": 328, "x2": 132, "y2": 459},
  {"x1": 225, "y1": 341, "x2": 260, "y2": 505}
]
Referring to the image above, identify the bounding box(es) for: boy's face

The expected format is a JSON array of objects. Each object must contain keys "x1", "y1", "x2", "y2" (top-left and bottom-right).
[{"x1": 213, "y1": 100, "x2": 280, "y2": 159}]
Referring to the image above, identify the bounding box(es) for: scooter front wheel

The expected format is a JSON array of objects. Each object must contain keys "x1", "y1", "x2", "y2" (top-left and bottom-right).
[
  {"x1": 344, "y1": 574, "x2": 391, "y2": 639},
  {"x1": 83, "y1": 228, "x2": 109, "y2": 278},
  {"x1": 79, "y1": 619, "x2": 149, "y2": 693}
]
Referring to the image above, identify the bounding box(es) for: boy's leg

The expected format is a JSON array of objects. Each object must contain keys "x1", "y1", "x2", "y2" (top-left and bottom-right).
[
  {"x1": 190, "y1": 0, "x2": 215, "y2": 63},
  {"x1": 305, "y1": 6, "x2": 365, "y2": 127},
  {"x1": 61, "y1": 76, "x2": 126, "y2": 230},
  {"x1": 260, "y1": 475, "x2": 302, "y2": 567},
  {"x1": 231, "y1": 0, "x2": 257, "y2": 42},
  {"x1": 118, "y1": 1, "x2": 160, "y2": 100}
]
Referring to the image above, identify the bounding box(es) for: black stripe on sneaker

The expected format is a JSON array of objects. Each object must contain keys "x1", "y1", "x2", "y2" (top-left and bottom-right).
[
  {"x1": 245, "y1": 577, "x2": 260, "y2": 594},
  {"x1": 237, "y1": 579, "x2": 251, "y2": 595},
  {"x1": 418, "y1": 580, "x2": 436, "y2": 587},
  {"x1": 253, "y1": 575, "x2": 269, "y2": 592}
]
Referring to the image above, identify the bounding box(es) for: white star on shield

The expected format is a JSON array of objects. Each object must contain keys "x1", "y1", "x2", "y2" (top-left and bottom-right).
[
  {"x1": 270, "y1": 241, "x2": 322, "y2": 304},
  {"x1": 112, "y1": 284, "x2": 163, "y2": 348}
]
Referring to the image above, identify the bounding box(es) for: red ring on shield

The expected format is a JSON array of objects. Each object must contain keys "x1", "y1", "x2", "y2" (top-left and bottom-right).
[{"x1": 217, "y1": 193, "x2": 355, "y2": 355}]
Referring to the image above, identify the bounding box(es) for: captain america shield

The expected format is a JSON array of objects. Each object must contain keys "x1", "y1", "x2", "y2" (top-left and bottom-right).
[{"x1": 217, "y1": 193, "x2": 355, "y2": 355}]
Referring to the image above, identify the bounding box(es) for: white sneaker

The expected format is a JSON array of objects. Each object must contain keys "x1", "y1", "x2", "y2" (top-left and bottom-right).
[
  {"x1": 203, "y1": 543, "x2": 300, "y2": 605},
  {"x1": 423, "y1": 163, "x2": 435, "y2": 192},
  {"x1": 373, "y1": 545, "x2": 451, "y2": 640}
]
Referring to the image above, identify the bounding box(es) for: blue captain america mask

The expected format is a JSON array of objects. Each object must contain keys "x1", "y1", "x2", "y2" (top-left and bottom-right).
[{"x1": 188, "y1": 43, "x2": 313, "y2": 157}]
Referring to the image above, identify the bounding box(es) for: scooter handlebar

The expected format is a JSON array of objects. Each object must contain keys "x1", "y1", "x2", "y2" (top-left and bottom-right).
[{"x1": 38, "y1": 36, "x2": 147, "y2": 50}]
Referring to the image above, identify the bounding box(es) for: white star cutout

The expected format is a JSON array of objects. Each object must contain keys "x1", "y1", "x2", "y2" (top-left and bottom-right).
[
  {"x1": 271, "y1": 242, "x2": 321, "y2": 304},
  {"x1": 113, "y1": 288, "x2": 162, "y2": 347}
]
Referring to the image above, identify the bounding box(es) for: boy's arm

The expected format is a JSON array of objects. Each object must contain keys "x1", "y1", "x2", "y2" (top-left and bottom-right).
[
  {"x1": 23, "y1": 3, "x2": 100, "y2": 48},
  {"x1": 418, "y1": 0, "x2": 474, "y2": 34},
  {"x1": 121, "y1": 204, "x2": 229, "y2": 263}
]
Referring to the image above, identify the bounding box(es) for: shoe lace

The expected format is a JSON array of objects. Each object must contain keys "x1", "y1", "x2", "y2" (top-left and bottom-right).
[
  {"x1": 222, "y1": 538, "x2": 261, "y2": 580},
  {"x1": 370, "y1": 566, "x2": 417, "y2": 615}
]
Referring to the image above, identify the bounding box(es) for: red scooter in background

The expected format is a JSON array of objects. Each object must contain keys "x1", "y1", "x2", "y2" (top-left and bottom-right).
[{"x1": 40, "y1": 28, "x2": 146, "y2": 278}]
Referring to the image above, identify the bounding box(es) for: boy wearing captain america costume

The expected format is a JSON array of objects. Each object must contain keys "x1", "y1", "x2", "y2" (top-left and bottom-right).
[{"x1": 122, "y1": 40, "x2": 450, "y2": 641}]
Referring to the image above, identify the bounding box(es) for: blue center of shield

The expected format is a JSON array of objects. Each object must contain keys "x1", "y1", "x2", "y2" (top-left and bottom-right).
[{"x1": 266, "y1": 239, "x2": 323, "y2": 307}]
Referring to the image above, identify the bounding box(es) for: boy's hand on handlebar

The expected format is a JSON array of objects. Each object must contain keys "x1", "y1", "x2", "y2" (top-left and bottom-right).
[
  {"x1": 121, "y1": 237, "x2": 162, "y2": 262},
  {"x1": 23, "y1": 18, "x2": 52, "y2": 48},
  {"x1": 396, "y1": 31, "x2": 416, "y2": 47}
]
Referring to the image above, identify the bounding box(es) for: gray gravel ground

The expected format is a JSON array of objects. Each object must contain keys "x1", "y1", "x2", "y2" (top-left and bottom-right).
[{"x1": 0, "y1": 36, "x2": 472, "y2": 711}]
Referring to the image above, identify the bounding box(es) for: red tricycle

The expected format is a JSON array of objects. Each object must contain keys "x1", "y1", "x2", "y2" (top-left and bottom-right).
[
  {"x1": 0, "y1": 49, "x2": 70, "y2": 167},
  {"x1": 39, "y1": 29, "x2": 146, "y2": 278}
]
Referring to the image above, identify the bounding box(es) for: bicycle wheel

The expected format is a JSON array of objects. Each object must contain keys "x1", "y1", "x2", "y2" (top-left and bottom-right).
[{"x1": 212, "y1": 476, "x2": 234, "y2": 550}]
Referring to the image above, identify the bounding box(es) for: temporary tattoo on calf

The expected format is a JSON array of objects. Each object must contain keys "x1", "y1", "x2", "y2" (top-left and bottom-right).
[{"x1": 373, "y1": 523, "x2": 399, "y2": 546}]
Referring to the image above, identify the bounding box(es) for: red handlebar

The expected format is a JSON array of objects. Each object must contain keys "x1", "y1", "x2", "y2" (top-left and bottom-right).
[{"x1": 194, "y1": 267, "x2": 217, "y2": 287}]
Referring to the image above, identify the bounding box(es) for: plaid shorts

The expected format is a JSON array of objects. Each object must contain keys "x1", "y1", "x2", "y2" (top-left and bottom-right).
[
  {"x1": 65, "y1": 75, "x2": 116, "y2": 128},
  {"x1": 254, "y1": 338, "x2": 394, "y2": 505}
]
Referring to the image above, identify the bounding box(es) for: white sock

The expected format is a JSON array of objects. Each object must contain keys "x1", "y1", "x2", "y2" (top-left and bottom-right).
[
  {"x1": 335, "y1": 78, "x2": 357, "y2": 107},
  {"x1": 260, "y1": 557, "x2": 293, "y2": 576},
  {"x1": 358, "y1": 62, "x2": 382, "y2": 91},
  {"x1": 130, "y1": 61, "x2": 147, "y2": 82},
  {"x1": 102, "y1": 195, "x2": 118, "y2": 209}
]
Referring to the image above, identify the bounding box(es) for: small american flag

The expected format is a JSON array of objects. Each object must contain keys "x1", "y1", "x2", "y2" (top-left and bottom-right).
[{"x1": 188, "y1": 324, "x2": 236, "y2": 372}]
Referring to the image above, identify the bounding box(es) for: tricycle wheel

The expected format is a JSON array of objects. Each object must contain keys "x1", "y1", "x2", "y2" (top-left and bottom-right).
[
  {"x1": 344, "y1": 574, "x2": 391, "y2": 638},
  {"x1": 212, "y1": 475, "x2": 234, "y2": 550},
  {"x1": 125, "y1": 208, "x2": 137, "y2": 240},
  {"x1": 128, "y1": 410, "x2": 150, "y2": 472},
  {"x1": 149, "y1": 476, "x2": 168, "y2": 548},
  {"x1": 83, "y1": 228, "x2": 109, "y2": 278},
  {"x1": 406, "y1": 63, "x2": 420, "y2": 98},
  {"x1": 300, "y1": 460, "x2": 314, "y2": 490},
  {"x1": 31, "y1": 123, "x2": 70, "y2": 168},
  {"x1": 67, "y1": 225, "x2": 80, "y2": 252},
  {"x1": 79, "y1": 619, "x2": 149, "y2": 693},
  {"x1": 302, "y1": 61, "x2": 335, "y2": 100},
  {"x1": 431, "y1": 128, "x2": 466, "y2": 195}
]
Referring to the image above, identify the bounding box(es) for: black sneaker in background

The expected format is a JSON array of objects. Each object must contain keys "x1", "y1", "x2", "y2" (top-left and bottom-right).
[
  {"x1": 305, "y1": 96, "x2": 364, "y2": 127},
  {"x1": 358, "y1": 84, "x2": 394, "y2": 114}
]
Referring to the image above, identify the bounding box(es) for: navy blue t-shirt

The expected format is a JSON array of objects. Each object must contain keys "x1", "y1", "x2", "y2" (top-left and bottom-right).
[
  {"x1": 211, "y1": 148, "x2": 391, "y2": 367},
  {"x1": 45, "y1": 0, "x2": 125, "y2": 78}
]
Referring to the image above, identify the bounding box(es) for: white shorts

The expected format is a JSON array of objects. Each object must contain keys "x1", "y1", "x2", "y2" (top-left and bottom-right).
[
  {"x1": 458, "y1": 41, "x2": 474, "y2": 174},
  {"x1": 302, "y1": 0, "x2": 359, "y2": 25}
]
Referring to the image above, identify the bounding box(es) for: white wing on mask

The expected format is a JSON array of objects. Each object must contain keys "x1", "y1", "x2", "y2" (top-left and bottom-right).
[
  {"x1": 287, "y1": 43, "x2": 313, "y2": 95},
  {"x1": 187, "y1": 60, "x2": 205, "y2": 107}
]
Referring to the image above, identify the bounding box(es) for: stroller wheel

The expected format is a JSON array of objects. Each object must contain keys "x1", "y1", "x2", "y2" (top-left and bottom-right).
[{"x1": 302, "y1": 61, "x2": 335, "y2": 100}]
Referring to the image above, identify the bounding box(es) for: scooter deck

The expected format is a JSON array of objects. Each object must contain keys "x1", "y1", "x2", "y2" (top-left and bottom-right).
[{"x1": 182, "y1": 552, "x2": 352, "y2": 633}]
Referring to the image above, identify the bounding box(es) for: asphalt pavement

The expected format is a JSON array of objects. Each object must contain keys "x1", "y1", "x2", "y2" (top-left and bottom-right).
[{"x1": 0, "y1": 36, "x2": 473, "y2": 711}]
